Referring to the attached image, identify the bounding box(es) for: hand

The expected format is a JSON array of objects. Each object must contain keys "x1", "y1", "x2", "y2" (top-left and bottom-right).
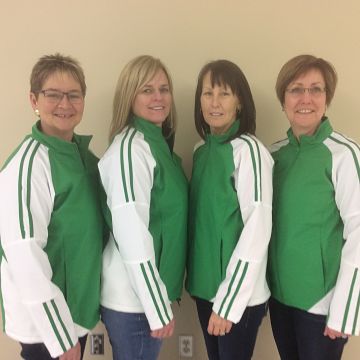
[
  {"x1": 207, "y1": 311, "x2": 233, "y2": 336},
  {"x1": 324, "y1": 326, "x2": 349, "y2": 340},
  {"x1": 59, "y1": 341, "x2": 81, "y2": 360},
  {"x1": 151, "y1": 318, "x2": 175, "y2": 338}
]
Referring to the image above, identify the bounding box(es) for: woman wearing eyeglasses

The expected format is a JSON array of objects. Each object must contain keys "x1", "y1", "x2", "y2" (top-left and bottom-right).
[
  {"x1": 0, "y1": 54, "x2": 105, "y2": 360},
  {"x1": 268, "y1": 54, "x2": 360, "y2": 359}
]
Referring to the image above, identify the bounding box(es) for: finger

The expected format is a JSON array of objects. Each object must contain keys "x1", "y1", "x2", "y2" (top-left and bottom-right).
[
  {"x1": 213, "y1": 326, "x2": 221, "y2": 336},
  {"x1": 160, "y1": 328, "x2": 169, "y2": 338},
  {"x1": 150, "y1": 330, "x2": 160, "y2": 338},
  {"x1": 168, "y1": 325, "x2": 174, "y2": 337},
  {"x1": 207, "y1": 321, "x2": 215, "y2": 335},
  {"x1": 225, "y1": 321, "x2": 232, "y2": 333}
]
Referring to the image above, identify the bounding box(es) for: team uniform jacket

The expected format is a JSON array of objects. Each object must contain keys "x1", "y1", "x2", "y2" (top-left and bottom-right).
[
  {"x1": 268, "y1": 118, "x2": 360, "y2": 335},
  {"x1": 186, "y1": 121, "x2": 273, "y2": 324},
  {"x1": 98, "y1": 117, "x2": 188, "y2": 331},
  {"x1": 0, "y1": 122, "x2": 104, "y2": 357}
]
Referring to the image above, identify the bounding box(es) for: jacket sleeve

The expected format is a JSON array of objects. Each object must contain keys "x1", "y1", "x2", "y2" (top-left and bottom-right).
[
  {"x1": 0, "y1": 141, "x2": 78, "y2": 358},
  {"x1": 98, "y1": 131, "x2": 173, "y2": 330},
  {"x1": 212, "y1": 135, "x2": 273, "y2": 324},
  {"x1": 326, "y1": 137, "x2": 360, "y2": 335}
]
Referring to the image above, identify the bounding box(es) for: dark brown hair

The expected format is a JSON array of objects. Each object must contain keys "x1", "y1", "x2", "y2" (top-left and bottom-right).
[{"x1": 194, "y1": 59, "x2": 256, "y2": 141}]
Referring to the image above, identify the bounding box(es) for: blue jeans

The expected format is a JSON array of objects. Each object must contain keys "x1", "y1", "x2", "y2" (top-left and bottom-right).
[
  {"x1": 101, "y1": 306, "x2": 162, "y2": 360},
  {"x1": 20, "y1": 335, "x2": 87, "y2": 360},
  {"x1": 195, "y1": 297, "x2": 267, "y2": 360},
  {"x1": 269, "y1": 297, "x2": 347, "y2": 360}
]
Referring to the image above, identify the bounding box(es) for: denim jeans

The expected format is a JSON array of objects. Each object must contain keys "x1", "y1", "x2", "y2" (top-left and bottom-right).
[
  {"x1": 101, "y1": 306, "x2": 162, "y2": 360},
  {"x1": 20, "y1": 335, "x2": 87, "y2": 360},
  {"x1": 269, "y1": 297, "x2": 348, "y2": 360},
  {"x1": 195, "y1": 297, "x2": 267, "y2": 360}
]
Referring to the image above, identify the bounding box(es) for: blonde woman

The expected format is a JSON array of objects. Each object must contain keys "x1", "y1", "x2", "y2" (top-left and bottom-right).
[{"x1": 98, "y1": 55, "x2": 188, "y2": 360}]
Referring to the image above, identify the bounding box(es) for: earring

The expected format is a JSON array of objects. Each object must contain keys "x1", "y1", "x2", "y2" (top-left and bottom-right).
[{"x1": 35, "y1": 109, "x2": 40, "y2": 117}]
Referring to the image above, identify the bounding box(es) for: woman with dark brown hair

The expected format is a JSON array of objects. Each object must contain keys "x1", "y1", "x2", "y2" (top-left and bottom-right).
[{"x1": 186, "y1": 60, "x2": 273, "y2": 360}]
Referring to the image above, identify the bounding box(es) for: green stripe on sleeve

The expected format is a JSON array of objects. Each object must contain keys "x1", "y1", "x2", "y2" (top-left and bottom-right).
[
  {"x1": 50, "y1": 300, "x2": 74, "y2": 348},
  {"x1": 218, "y1": 260, "x2": 241, "y2": 316},
  {"x1": 120, "y1": 127, "x2": 131, "y2": 202},
  {"x1": 329, "y1": 136, "x2": 360, "y2": 182},
  {"x1": 352, "y1": 289, "x2": 360, "y2": 335},
  {"x1": 240, "y1": 136, "x2": 260, "y2": 201},
  {"x1": 252, "y1": 136, "x2": 262, "y2": 201},
  {"x1": 18, "y1": 139, "x2": 35, "y2": 239},
  {"x1": 147, "y1": 261, "x2": 171, "y2": 322},
  {"x1": 43, "y1": 302, "x2": 66, "y2": 352},
  {"x1": 224, "y1": 262, "x2": 249, "y2": 319},
  {"x1": 140, "y1": 262, "x2": 166, "y2": 326},
  {"x1": 335, "y1": 132, "x2": 360, "y2": 153},
  {"x1": 127, "y1": 129, "x2": 137, "y2": 202},
  {"x1": 26, "y1": 142, "x2": 41, "y2": 237},
  {"x1": 342, "y1": 269, "x2": 358, "y2": 333}
]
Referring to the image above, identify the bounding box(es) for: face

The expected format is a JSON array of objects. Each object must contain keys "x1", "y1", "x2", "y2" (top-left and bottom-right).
[
  {"x1": 132, "y1": 70, "x2": 172, "y2": 126},
  {"x1": 200, "y1": 72, "x2": 240, "y2": 135},
  {"x1": 30, "y1": 71, "x2": 84, "y2": 141},
  {"x1": 283, "y1": 68, "x2": 326, "y2": 138}
]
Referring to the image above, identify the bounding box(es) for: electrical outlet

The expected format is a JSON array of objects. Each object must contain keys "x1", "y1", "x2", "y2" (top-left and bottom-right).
[
  {"x1": 90, "y1": 333, "x2": 104, "y2": 355},
  {"x1": 179, "y1": 335, "x2": 193, "y2": 358}
]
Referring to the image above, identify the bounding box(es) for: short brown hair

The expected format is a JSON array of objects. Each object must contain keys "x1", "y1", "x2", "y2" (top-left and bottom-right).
[
  {"x1": 194, "y1": 59, "x2": 256, "y2": 140},
  {"x1": 276, "y1": 54, "x2": 337, "y2": 106},
  {"x1": 30, "y1": 53, "x2": 86, "y2": 98}
]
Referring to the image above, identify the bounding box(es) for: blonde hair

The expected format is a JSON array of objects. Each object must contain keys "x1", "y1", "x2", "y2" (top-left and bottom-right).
[{"x1": 109, "y1": 55, "x2": 177, "y2": 142}]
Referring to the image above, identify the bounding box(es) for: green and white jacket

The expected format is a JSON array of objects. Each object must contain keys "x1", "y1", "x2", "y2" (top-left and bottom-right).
[
  {"x1": 186, "y1": 121, "x2": 273, "y2": 324},
  {"x1": 268, "y1": 118, "x2": 360, "y2": 335},
  {"x1": 99, "y1": 117, "x2": 188, "y2": 330},
  {"x1": 0, "y1": 122, "x2": 104, "y2": 357}
]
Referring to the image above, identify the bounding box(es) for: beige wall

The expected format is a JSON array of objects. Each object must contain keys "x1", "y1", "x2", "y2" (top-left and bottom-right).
[{"x1": 1, "y1": 0, "x2": 360, "y2": 358}]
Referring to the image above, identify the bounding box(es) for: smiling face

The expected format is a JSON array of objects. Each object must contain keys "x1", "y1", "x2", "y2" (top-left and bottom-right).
[
  {"x1": 132, "y1": 69, "x2": 171, "y2": 126},
  {"x1": 283, "y1": 68, "x2": 327, "y2": 139},
  {"x1": 200, "y1": 71, "x2": 240, "y2": 135},
  {"x1": 30, "y1": 71, "x2": 84, "y2": 141}
]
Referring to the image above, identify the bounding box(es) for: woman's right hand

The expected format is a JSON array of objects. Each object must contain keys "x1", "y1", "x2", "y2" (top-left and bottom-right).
[
  {"x1": 207, "y1": 311, "x2": 233, "y2": 336},
  {"x1": 150, "y1": 318, "x2": 175, "y2": 338},
  {"x1": 59, "y1": 341, "x2": 81, "y2": 360}
]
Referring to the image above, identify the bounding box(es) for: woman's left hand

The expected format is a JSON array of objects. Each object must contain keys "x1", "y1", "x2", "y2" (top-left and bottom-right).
[
  {"x1": 324, "y1": 326, "x2": 349, "y2": 340},
  {"x1": 207, "y1": 311, "x2": 232, "y2": 336}
]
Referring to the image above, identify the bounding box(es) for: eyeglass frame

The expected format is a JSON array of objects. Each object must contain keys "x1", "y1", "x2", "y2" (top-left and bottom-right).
[
  {"x1": 285, "y1": 86, "x2": 326, "y2": 97},
  {"x1": 39, "y1": 89, "x2": 84, "y2": 104}
]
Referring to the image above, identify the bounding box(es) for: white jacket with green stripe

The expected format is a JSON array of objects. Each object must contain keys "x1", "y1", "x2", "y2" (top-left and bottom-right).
[
  {"x1": 0, "y1": 122, "x2": 103, "y2": 357},
  {"x1": 99, "y1": 117, "x2": 188, "y2": 330},
  {"x1": 186, "y1": 120, "x2": 273, "y2": 324}
]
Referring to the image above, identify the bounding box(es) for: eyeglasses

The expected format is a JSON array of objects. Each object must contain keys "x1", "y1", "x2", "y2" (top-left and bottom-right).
[
  {"x1": 286, "y1": 86, "x2": 326, "y2": 98},
  {"x1": 39, "y1": 89, "x2": 84, "y2": 104}
]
